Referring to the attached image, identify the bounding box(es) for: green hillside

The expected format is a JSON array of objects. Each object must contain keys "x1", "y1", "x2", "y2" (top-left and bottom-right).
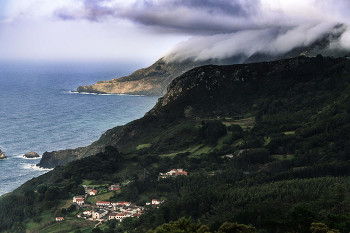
[{"x1": 2, "y1": 56, "x2": 350, "y2": 232}]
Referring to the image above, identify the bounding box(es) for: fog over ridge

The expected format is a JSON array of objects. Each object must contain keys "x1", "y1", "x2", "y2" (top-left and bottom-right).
[{"x1": 54, "y1": 0, "x2": 350, "y2": 62}]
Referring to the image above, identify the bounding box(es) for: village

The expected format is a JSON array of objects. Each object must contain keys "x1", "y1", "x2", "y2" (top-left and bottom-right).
[{"x1": 55, "y1": 168, "x2": 187, "y2": 228}]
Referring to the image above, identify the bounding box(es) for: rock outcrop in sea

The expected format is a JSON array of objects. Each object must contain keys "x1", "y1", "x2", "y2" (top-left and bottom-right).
[
  {"x1": 0, "y1": 150, "x2": 7, "y2": 160},
  {"x1": 24, "y1": 152, "x2": 40, "y2": 158}
]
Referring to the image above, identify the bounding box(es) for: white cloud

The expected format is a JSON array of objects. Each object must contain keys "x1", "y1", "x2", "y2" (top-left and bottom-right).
[{"x1": 1, "y1": 0, "x2": 349, "y2": 62}]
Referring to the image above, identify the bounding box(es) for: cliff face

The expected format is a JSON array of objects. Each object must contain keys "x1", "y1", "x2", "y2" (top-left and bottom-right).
[
  {"x1": 38, "y1": 55, "x2": 350, "y2": 168},
  {"x1": 77, "y1": 58, "x2": 208, "y2": 96}
]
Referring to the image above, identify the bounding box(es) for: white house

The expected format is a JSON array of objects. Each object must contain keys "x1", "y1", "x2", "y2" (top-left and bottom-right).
[
  {"x1": 73, "y1": 196, "x2": 84, "y2": 206},
  {"x1": 93, "y1": 209, "x2": 108, "y2": 220},
  {"x1": 152, "y1": 199, "x2": 163, "y2": 205},
  {"x1": 96, "y1": 201, "x2": 110, "y2": 207},
  {"x1": 110, "y1": 185, "x2": 121, "y2": 191},
  {"x1": 114, "y1": 212, "x2": 130, "y2": 222},
  {"x1": 75, "y1": 198, "x2": 85, "y2": 206},
  {"x1": 73, "y1": 196, "x2": 83, "y2": 202},
  {"x1": 56, "y1": 217, "x2": 64, "y2": 222},
  {"x1": 108, "y1": 213, "x2": 118, "y2": 220},
  {"x1": 83, "y1": 210, "x2": 92, "y2": 216},
  {"x1": 160, "y1": 169, "x2": 188, "y2": 178},
  {"x1": 89, "y1": 190, "x2": 98, "y2": 196}
]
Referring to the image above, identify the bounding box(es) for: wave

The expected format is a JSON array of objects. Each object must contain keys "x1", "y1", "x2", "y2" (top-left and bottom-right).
[
  {"x1": 21, "y1": 163, "x2": 53, "y2": 171},
  {"x1": 66, "y1": 90, "x2": 145, "y2": 97},
  {"x1": 13, "y1": 154, "x2": 41, "y2": 160}
]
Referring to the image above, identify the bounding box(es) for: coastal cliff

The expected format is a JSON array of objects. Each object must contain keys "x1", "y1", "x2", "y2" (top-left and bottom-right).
[
  {"x1": 76, "y1": 29, "x2": 348, "y2": 96},
  {"x1": 38, "y1": 55, "x2": 350, "y2": 168},
  {"x1": 77, "y1": 58, "x2": 208, "y2": 96}
]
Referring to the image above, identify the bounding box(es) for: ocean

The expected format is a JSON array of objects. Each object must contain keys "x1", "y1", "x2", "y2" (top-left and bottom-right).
[{"x1": 0, "y1": 60, "x2": 158, "y2": 196}]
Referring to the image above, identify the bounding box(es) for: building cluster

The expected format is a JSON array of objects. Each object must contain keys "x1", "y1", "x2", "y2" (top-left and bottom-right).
[
  {"x1": 58, "y1": 182, "x2": 164, "y2": 225},
  {"x1": 72, "y1": 194, "x2": 164, "y2": 223},
  {"x1": 159, "y1": 168, "x2": 188, "y2": 179},
  {"x1": 81, "y1": 200, "x2": 144, "y2": 222}
]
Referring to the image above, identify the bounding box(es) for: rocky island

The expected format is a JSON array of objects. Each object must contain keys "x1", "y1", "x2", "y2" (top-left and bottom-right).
[
  {"x1": 0, "y1": 150, "x2": 7, "y2": 160},
  {"x1": 23, "y1": 152, "x2": 40, "y2": 158}
]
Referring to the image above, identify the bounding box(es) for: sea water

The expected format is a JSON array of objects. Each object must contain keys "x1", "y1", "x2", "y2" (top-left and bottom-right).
[{"x1": 0, "y1": 60, "x2": 158, "y2": 196}]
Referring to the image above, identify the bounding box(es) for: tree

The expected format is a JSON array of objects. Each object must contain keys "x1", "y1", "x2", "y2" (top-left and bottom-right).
[
  {"x1": 91, "y1": 227, "x2": 102, "y2": 233},
  {"x1": 310, "y1": 222, "x2": 340, "y2": 233},
  {"x1": 147, "y1": 217, "x2": 210, "y2": 233},
  {"x1": 199, "y1": 121, "x2": 227, "y2": 145},
  {"x1": 217, "y1": 222, "x2": 256, "y2": 233},
  {"x1": 76, "y1": 186, "x2": 85, "y2": 195},
  {"x1": 44, "y1": 187, "x2": 60, "y2": 201}
]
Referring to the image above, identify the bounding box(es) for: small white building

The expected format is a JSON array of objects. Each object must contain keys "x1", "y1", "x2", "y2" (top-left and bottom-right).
[
  {"x1": 111, "y1": 201, "x2": 131, "y2": 207},
  {"x1": 160, "y1": 169, "x2": 188, "y2": 178},
  {"x1": 110, "y1": 185, "x2": 121, "y2": 191},
  {"x1": 75, "y1": 198, "x2": 85, "y2": 206},
  {"x1": 114, "y1": 212, "x2": 130, "y2": 222},
  {"x1": 96, "y1": 201, "x2": 110, "y2": 207},
  {"x1": 152, "y1": 199, "x2": 163, "y2": 205},
  {"x1": 83, "y1": 210, "x2": 92, "y2": 216},
  {"x1": 108, "y1": 212, "x2": 118, "y2": 220},
  {"x1": 93, "y1": 209, "x2": 108, "y2": 220},
  {"x1": 73, "y1": 196, "x2": 85, "y2": 205},
  {"x1": 56, "y1": 217, "x2": 64, "y2": 222},
  {"x1": 73, "y1": 196, "x2": 83, "y2": 202},
  {"x1": 89, "y1": 190, "x2": 98, "y2": 196}
]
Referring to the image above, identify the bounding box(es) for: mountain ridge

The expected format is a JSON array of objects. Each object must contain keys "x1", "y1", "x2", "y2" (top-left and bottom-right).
[
  {"x1": 77, "y1": 28, "x2": 350, "y2": 96},
  {"x1": 38, "y1": 55, "x2": 350, "y2": 168}
]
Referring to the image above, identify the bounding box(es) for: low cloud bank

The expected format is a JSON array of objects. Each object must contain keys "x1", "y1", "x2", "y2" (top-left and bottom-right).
[{"x1": 55, "y1": 0, "x2": 350, "y2": 62}]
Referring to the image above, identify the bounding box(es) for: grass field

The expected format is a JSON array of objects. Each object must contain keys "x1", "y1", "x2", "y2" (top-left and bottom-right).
[
  {"x1": 271, "y1": 154, "x2": 296, "y2": 161},
  {"x1": 136, "y1": 143, "x2": 152, "y2": 150},
  {"x1": 222, "y1": 117, "x2": 255, "y2": 129},
  {"x1": 39, "y1": 217, "x2": 94, "y2": 233},
  {"x1": 87, "y1": 192, "x2": 116, "y2": 205},
  {"x1": 284, "y1": 131, "x2": 296, "y2": 135}
]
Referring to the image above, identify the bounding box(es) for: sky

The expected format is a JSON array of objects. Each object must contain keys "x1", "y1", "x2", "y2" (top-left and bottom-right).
[{"x1": 0, "y1": 0, "x2": 349, "y2": 63}]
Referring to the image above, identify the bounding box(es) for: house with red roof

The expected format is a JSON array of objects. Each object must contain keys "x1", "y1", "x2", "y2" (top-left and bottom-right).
[
  {"x1": 89, "y1": 190, "x2": 98, "y2": 196},
  {"x1": 159, "y1": 169, "x2": 188, "y2": 178},
  {"x1": 56, "y1": 217, "x2": 64, "y2": 221},
  {"x1": 73, "y1": 196, "x2": 85, "y2": 206},
  {"x1": 152, "y1": 199, "x2": 164, "y2": 205},
  {"x1": 110, "y1": 185, "x2": 121, "y2": 191},
  {"x1": 96, "y1": 201, "x2": 110, "y2": 207},
  {"x1": 83, "y1": 210, "x2": 92, "y2": 216}
]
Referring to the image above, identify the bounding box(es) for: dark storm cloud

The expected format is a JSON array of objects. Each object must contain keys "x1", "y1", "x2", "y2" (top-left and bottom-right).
[
  {"x1": 55, "y1": 0, "x2": 117, "y2": 22},
  {"x1": 124, "y1": 0, "x2": 261, "y2": 34},
  {"x1": 55, "y1": 0, "x2": 263, "y2": 34},
  {"x1": 54, "y1": 0, "x2": 350, "y2": 61}
]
